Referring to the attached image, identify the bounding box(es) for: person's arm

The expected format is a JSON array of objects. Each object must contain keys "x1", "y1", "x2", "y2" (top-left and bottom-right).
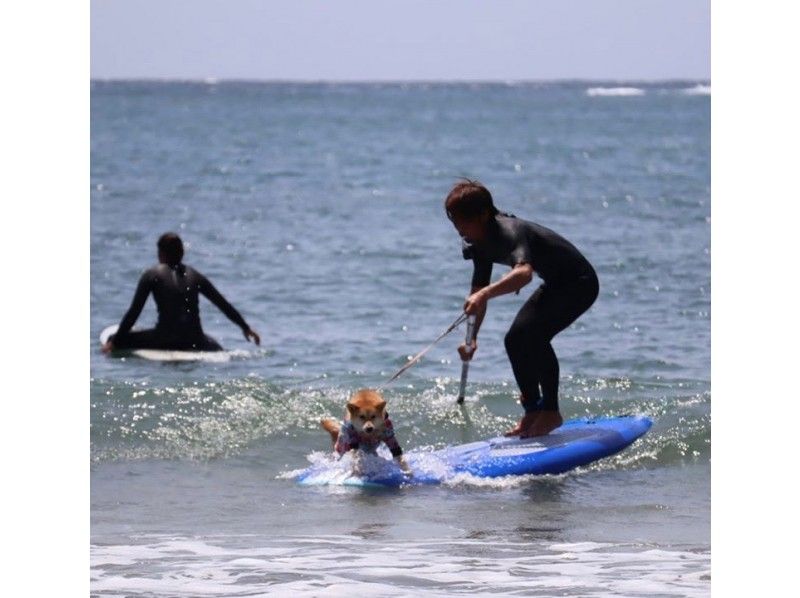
[
  {"x1": 464, "y1": 262, "x2": 534, "y2": 315},
  {"x1": 117, "y1": 273, "x2": 152, "y2": 336},
  {"x1": 198, "y1": 275, "x2": 261, "y2": 345},
  {"x1": 103, "y1": 272, "x2": 152, "y2": 352}
]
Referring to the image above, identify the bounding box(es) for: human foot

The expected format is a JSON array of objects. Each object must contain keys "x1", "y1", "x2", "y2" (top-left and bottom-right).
[
  {"x1": 520, "y1": 411, "x2": 563, "y2": 438},
  {"x1": 505, "y1": 411, "x2": 539, "y2": 436}
]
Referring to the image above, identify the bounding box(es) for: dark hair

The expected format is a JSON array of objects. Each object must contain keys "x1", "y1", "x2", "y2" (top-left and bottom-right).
[
  {"x1": 444, "y1": 179, "x2": 499, "y2": 220},
  {"x1": 157, "y1": 232, "x2": 184, "y2": 266}
]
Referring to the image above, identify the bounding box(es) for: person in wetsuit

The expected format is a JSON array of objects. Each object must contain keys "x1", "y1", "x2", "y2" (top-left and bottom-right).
[
  {"x1": 102, "y1": 233, "x2": 260, "y2": 353},
  {"x1": 446, "y1": 180, "x2": 599, "y2": 437}
]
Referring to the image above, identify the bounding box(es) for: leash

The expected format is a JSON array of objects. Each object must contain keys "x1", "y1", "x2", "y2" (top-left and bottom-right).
[{"x1": 377, "y1": 312, "x2": 468, "y2": 390}]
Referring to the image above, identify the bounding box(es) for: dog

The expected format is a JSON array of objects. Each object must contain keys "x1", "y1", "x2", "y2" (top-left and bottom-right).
[{"x1": 321, "y1": 388, "x2": 412, "y2": 475}]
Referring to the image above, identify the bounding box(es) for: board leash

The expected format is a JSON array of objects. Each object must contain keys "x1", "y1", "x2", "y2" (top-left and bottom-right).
[{"x1": 377, "y1": 312, "x2": 468, "y2": 390}]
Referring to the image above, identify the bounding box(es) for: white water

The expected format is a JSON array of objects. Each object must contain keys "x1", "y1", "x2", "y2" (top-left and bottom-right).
[
  {"x1": 586, "y1": 87, "x2": 646, "y2": 97},
  {"x1": 91, "y1": 535, "x2": 710, "y2": 597}
]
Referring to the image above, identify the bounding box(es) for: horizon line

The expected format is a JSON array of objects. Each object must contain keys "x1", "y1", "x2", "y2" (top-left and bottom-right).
[{"x1": 91, "y1": 76, "x2": 710, "y2": 85}]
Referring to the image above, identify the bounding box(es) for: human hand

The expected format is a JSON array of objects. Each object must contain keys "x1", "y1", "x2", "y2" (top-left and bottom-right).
[
  {"x1": 463, "y1": 289, "x2": 488, "y2": 315},
  {"x1": 244, "y1": 328, "x2": 261, "y2": 346},
  {"x1": 101, "y1": 341, "x2": 114, "y2": 354},
  {"x1": 457, "y1": 339, "x2": 477, "y2": 361}
]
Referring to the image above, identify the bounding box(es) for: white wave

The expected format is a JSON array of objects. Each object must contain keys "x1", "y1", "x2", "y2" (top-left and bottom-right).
[
  {"x1": 683, "y1": 84, "x2": 711, "y2": 95},
  {"x1": 443, "y1": 470, "x2": 563, "y2": 489},
  {"x1": 91, "y1": 535, "x2": 711, "y2": 597},
  {"x1": 586, "y1": 87, "x2": 645, "y2": 97}
]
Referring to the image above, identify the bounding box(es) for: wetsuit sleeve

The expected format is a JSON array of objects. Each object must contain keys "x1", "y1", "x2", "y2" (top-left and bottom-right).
[
  {"x1": 116, "y1": 271, "x2": 153, "y2": 338},
  {"x1": 463, "y1": 239, "x2": 493, "y2": 288},
  {"x1": 510, "y1": 245, "x2": 534, "y2": 267},
  {"x1": 509, "y1": 231, "x2": 536, "y2": 267},
  {"x1": 471, "y1": 259, "x2": 493, "y2": 288},
  {"x1": 382, "y1": 417, "x2": 403, "y2": 458},
  {"x1": 198, "y1": 274, "x2": 250, "y2": 331}
]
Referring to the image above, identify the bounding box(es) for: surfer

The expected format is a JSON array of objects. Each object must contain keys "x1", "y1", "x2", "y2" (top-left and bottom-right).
[
  {"x1": 101, "y1": 232, "x2": 260, "y2": 353},
  {"x1": 446, "y1": 180, "x2": 599, "y2": 437}
]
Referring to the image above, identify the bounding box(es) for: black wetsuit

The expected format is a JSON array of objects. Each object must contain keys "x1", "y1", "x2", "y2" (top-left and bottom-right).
[
  {"x1": 109, "y1": 263, "x2": 251, "y2": 351},
  {"x1": 463, "y1": 214, "x2": 599, "y2": 412}
]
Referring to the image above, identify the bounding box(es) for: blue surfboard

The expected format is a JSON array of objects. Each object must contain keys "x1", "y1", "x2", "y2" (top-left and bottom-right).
[{"x1": 296, "y1": 415, "x2": 652, "y2": 487}]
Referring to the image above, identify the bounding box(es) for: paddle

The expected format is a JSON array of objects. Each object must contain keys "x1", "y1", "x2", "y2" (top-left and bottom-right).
[{"x1": 456, "y1": 315, "x2": 477, "y2": 404}]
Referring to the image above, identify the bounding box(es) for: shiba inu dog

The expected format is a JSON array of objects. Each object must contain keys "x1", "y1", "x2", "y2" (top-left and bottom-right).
[{"x1": 321, "y1": 388, "x2": 411, "y2": 474}]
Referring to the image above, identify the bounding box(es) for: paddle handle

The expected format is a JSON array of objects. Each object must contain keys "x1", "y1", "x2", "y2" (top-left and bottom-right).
[{"x1": 456, "y1": 315, "x2": 476, "y2": 404}]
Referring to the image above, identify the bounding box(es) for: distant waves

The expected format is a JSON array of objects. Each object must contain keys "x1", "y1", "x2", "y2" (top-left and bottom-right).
[
  {"x1": 682, "y1": 83, "x2": 711, "y2": 95},
  {"x1": 586, "y1": 84, "x2": 710, "y2": 97},
  {"x1": 586, "y1": 86, "x2": 645, "y2": 97}
]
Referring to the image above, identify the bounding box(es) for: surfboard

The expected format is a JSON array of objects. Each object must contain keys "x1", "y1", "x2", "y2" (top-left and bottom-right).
[
  {"x1": 295, "y1": 415, "x2": 653, "y2": 487},
  {"x1": 99, "y1": 324, "x2": 233, "y2": 363}
]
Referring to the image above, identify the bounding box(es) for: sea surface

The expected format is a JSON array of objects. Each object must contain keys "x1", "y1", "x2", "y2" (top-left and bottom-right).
[{"x1": 91, "y1": 80, "x2": 710, "y2": 597}]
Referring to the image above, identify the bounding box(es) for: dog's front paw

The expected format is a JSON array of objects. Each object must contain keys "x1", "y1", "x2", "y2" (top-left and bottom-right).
[
  {"x1": 350, "y1": 451, "x2": 366, "y2": 476},
  {"x1": 396, "y1": 457, "x2": 413, "y2": 477}
]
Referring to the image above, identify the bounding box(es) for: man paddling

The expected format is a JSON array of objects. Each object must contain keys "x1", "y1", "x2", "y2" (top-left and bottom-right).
[
  {"x1": 102, "y1": 232, "x2": 260, "y2": 353},
  {"x1": 445, "y1": 180, "x2": 599, "y2": 437}
]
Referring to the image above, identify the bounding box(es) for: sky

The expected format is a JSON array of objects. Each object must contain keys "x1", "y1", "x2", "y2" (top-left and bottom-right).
[{"x1": 91, "y1": 0, "x2": 710, "y2": 81}]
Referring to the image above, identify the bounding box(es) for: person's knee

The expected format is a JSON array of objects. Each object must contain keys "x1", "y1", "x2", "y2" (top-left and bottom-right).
[
  {"x1": 108, "y1": 332, "x2": 132, "y2": 349},
  {"x1": 505, "y1": 324, "x2": 549, "y2": 356},
  {"x1": 504, "y1": 326, "x2": 526, "y2": 354}
]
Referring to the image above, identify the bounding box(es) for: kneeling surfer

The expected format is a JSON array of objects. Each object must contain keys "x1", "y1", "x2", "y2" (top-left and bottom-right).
[
  {"x1": 102, "y1": 232, "x2": 260, "y2": 353},
  {"x1": 445, "y1": 180, "x2": 599, "y2": 437}
]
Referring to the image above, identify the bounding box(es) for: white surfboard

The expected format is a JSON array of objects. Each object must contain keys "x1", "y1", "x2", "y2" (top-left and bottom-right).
[{"x1": 99, "y1": 324, "x2": 234, "y2": 362}]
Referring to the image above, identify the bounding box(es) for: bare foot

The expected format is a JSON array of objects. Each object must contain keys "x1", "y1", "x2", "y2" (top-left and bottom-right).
[
  {"x1": 521, "y1": 411, "x2": 563, "y2": 438},
  {"x1": 505, "y1": 412, "x2": 539, "y2": 436}
]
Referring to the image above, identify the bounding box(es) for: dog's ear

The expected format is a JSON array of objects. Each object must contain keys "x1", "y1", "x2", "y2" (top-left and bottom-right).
[
  {"x1": 346, "y1": 402, "x2": 359, "y2": 417},
  {"x1": 376, "y1": 400, "x2": 387, "y2": 414}
]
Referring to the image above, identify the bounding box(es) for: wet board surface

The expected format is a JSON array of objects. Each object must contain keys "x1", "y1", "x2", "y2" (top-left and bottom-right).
[{"x1": 296, "y1": 415, "x2": 653, "y2": 487}]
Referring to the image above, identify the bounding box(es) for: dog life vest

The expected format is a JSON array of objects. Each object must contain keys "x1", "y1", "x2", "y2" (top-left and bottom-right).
[{"x1": 334, "y1": 414, "x2": 403, "y2": 458}]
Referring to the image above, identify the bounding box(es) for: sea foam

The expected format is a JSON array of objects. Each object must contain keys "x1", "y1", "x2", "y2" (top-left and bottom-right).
[
  {"x1": 682, "y1": 84, "x2": 711, "y2": 95},
  {"x1": 586, "y1": 87, "x2": 646, "y2": 97},
  {"x1": 91, "y1": 535, "x2": 711, "y2": 597}
]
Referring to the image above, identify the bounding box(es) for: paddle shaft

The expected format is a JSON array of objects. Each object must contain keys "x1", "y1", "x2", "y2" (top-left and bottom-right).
[{"x1": 456, "y1": 315, "x2": 477, "y2": 403}]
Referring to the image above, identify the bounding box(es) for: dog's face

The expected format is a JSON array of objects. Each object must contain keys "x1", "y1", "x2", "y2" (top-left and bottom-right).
[{"x1": 346, "y1": 389, "x2": 387, "y2": 438}]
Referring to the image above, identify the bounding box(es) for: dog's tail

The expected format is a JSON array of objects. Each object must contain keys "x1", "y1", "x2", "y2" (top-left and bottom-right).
[{"x1": 320, "y1": 419, "x2": 340, "y2": 445}]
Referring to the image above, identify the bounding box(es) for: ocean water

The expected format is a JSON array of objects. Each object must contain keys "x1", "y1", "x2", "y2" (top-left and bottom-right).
[{"x1": 91, "y1": 81, "x2": 710, "y2": 596}]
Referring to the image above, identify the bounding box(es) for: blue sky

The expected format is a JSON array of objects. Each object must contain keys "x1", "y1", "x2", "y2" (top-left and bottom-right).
[{"x1": 92, "y1": 0, "x2": 709, "y2": 80}]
